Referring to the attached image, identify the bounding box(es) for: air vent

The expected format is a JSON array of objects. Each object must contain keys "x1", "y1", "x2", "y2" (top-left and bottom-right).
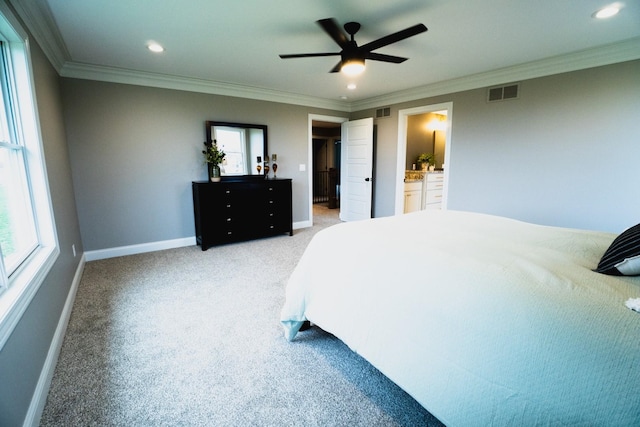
[
  {"x1": 376, "y1": 106, "x2": 391, "y2": 118},
  {"x1": 487, "y1": 83, "x2": 520, "y2": 102}
]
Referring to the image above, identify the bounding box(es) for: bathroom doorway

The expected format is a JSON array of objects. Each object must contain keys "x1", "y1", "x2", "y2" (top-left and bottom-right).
[{"x1": 394, "y1": 102, "x2": 453, "y2": 215}]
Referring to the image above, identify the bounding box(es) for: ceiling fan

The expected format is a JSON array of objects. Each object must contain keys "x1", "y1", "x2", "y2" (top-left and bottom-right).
[{"x1": 279, "y1": 18, "x2": 428, "y2": 75}]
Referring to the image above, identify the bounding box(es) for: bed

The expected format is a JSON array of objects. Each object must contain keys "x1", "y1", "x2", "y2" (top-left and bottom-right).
[{"x1": 280, "y1": 209, "x2": 640, "y2": 426}]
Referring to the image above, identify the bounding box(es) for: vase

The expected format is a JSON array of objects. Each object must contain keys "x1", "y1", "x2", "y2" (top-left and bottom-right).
[{"x1": 208, "y1": 164, "x2": 221, "y2": 182}]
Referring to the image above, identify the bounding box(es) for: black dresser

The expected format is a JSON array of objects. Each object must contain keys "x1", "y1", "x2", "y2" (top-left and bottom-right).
[{"x1": 192, "y1": 178, "x2": 293, "y2": 250}]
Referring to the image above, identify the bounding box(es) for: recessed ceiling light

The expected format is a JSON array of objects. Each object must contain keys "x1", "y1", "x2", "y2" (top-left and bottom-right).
[
  {"x1": 147, "y1": 43, "x2": 164, "y2": 53},
  {"x1": 339, "y1": 95, "x2": 348, "y2": 100},
  {"x1": 347, "y1": 83, "x2": 357, "y2": 90},
  {"x1": 593, "y1": 5, "x2": 621, "y2": 19}
]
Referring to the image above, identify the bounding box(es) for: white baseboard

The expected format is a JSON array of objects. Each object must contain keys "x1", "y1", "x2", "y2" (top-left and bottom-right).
[
  {"x1": 293, "y1": 220, "x2": 311, "y2": 230},
  {"x1": 23, "y1": 255, "x2": 86, "y2": 427},
  {"x1": 85, "y1": 237, "x2": 196, "y2": 261},
  {"x1": 81, "y1": 222, "x2": 320, "y2": 263},
  {"x1": 83, "y1": 227, "x2": 318, "y2": 261}
]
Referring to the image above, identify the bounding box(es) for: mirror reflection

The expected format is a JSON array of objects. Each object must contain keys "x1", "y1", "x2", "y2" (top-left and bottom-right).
[
  {"x1": 206, "y1": 121, "x2": 268, "y2": 176},
  {"x1": 405, "y1": 112, "x2": 447, "y2": 171}
]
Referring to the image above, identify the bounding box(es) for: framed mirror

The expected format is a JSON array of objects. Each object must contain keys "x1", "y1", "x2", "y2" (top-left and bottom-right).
[{"x1": 206, "y1": 121, "x2": 268, "y2": 176}]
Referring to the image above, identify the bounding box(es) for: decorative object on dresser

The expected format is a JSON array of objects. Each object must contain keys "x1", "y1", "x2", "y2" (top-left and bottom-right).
[
  {"x1": 263, "y1": 155, "x2": 270, "y2": 179},
  {"x1": 271, "y1": 154, "x2": 278, "y2": 178},
  {"x1": 202, "y1": 140, "x2": 226, "y2": 182},
  {"x1": 192, "y1": 177, "x2": 293, "y2": 250}
]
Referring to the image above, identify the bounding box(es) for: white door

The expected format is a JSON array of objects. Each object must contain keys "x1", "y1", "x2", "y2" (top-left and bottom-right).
[{"x1": 340, "y1": 117, "x2": 374, "y2": 222}]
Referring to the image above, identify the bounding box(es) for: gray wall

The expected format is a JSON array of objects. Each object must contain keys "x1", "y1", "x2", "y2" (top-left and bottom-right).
[
  {"x1": 63, "y1": 60, "x2": 640, "y2": 253},
  {"x1": 0, "y1": 29, "x2": 83, "y2": 427},
  {"x1": 60, "y1": 79, "x2": 344, "y2": 251},
  {"x1": 355, "y1": 60, "x2": 640, "y2": 232}
]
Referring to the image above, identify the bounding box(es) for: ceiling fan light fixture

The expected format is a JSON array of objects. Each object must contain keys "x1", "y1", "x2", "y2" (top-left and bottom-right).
[{"x1": 341, "y1": 58, "x2": 365, "y2": 76}]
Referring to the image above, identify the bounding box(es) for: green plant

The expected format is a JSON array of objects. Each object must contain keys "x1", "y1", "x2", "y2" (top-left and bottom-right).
[
  {"x1": 416, "y1": 153, "x2": 435, "y2": 165},
  {"x1": 202, "y1": 140, "x2": 226, "y2": 165}
]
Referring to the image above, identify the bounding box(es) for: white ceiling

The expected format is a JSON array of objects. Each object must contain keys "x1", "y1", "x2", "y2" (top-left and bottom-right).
[{"x1": 11, "y1": 0, "x2": 640, "y2": 111}]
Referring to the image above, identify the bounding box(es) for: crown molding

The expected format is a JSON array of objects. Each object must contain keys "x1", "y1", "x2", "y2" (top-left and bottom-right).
[
  {"x1": 349, "y1": 37, "x2": 640, "y2": 111},
  {"x1": 57, "y1": 37, "x2": 640, "y2": 113},
  {"x1": 11, "y1": 1, "x2": 639, "y2": 114},
  {"x1": 8, "y1": 0, "x2": 69, "y2": 71},
  {"x1": 10, "y1": 0, "x2": 351, "y2": 112},
  {"x1": 59, "y1": 62, "x2": 351, "y2": 112}
]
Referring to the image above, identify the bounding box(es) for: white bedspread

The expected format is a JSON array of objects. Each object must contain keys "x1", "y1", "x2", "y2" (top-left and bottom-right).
[{"x1": 281, "y1": 210, "x2": 640, "y2": 426}]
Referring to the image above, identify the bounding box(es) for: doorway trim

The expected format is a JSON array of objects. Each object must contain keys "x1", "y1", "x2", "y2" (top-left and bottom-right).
[
  {"x1": 394, "y1": 102, "x2": 454, "y2": 215},
  {"x1": 308, "y1": 114, "x2": 349, "y2": 227}
]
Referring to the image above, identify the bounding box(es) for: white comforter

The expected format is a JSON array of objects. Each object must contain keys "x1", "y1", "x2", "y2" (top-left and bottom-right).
[{"x1": 281, "y1": 210, "x2": 640, "y2": 426}]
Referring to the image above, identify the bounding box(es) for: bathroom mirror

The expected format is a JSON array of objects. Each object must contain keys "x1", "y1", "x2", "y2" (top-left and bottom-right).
[
  {"x1": 206, "y1": 121, "x2": 268, "y2": 176},
  {"x1": 405, "y1": 112, "x2": 447, "y2": 171}
]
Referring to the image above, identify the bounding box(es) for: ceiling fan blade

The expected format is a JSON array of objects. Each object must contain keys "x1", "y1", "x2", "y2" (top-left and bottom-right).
[
  {"x1": 360, "y1": 23, "x2": 427, "y2": 52},
  {"x1": 365, "y1": 52, "x2": 408, "y2": 63},
  {"x1": 279, "y1": 52, "x2": 341, "y2": 59},
  {"x1": 329, "y1": 61, "x2": 342, "y2": 73},
  {"x1": 317, "y1": 18, "x2": 350, "y2": 48}
]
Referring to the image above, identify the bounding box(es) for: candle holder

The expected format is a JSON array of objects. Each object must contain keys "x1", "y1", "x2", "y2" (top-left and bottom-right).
[
  {"x1": 271, "y1": 154, "x2": 277, "y2": 178},
  {"x1": 264, "y1": 155, "x2": 270, "y2": 179},
  {"x1": 256, "y1": 156, "x2": 262, "y2": 175}
]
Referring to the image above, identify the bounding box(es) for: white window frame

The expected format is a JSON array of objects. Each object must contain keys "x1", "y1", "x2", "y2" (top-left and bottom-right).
[{"x1": 0, "y1": 4, "x2": 59, "y2": 349}]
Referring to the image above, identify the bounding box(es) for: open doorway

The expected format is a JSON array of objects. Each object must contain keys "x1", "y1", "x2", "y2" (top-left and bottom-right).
[
  {"x1": 394, "y1": 102, "x2": 453, "y2": 215},
  {"x1": 308, "y1": 115, "x2": 348, "y2": 226}
]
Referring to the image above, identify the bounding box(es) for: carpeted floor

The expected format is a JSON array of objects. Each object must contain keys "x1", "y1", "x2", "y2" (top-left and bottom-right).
[{"x1": 40, "y1": 204, "x2": 443, "y2": 426}]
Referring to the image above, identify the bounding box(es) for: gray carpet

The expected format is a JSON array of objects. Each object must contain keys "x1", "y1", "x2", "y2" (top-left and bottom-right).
[{"x1": 40, "y1": 204, "x2": 443, "y2": 426}]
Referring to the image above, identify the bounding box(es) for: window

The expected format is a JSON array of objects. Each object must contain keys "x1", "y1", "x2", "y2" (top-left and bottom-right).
[
  {"x1": 0, "y1": 6, "x2": 58, "y2": 349},
  {"x1": 214, "y1": 126, "x2": 247, "y2": 174},
  {"x1": 0, "y1": 44, "x2": 38, "y2": 276}
]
